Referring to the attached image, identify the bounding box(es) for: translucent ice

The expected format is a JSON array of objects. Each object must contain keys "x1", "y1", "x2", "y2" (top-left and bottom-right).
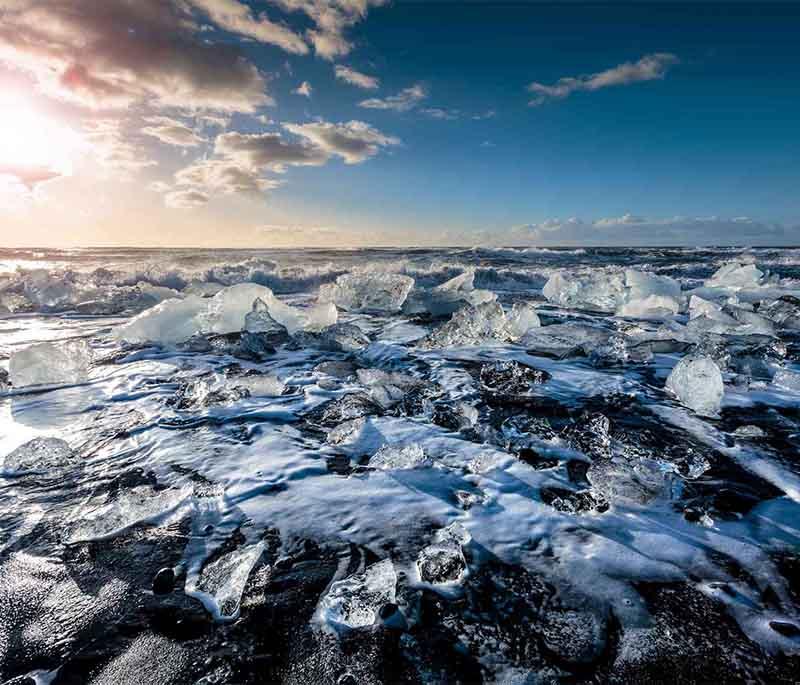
[
  {"x1": 706, "y1": 260, "x2": 765, "y2": 289},
  {"x1": 369, "y1": 443, "x2": 431, "y2": 470},
  {"x1": 69, "y1": 485, "x2": 192, "y2": 542},
  {"x1": 520, "y1": 322, "x2": 612, "y2": 358},
  {"x1": 760, "y1": 297, "x2": 800, "y2": 329},
  {"x1": 773, "y1": 368, "x2": 800, "y2": 392},
  {"x1": 357, "y1": 368, "x2": 422, "y2": 408},
  {"x1": 317, "y1": 558, "x2": 397, "y2": 630},
  {"x1": 403, "y1": 270, "x2": 496, "y2": 317},
  {"x1": 616, "y1": 270, "x2": 682, "y2": 319},
  {"x1": 665, "y1": 355, "x2": 724, "y2": 417},
  {"x1": 416, "y1": 522, "x2": 471, "y2": 585},
  {"x1": 10, "y1": 339, "x2": 91, "y2": 387},
  {"x1": 319, "y1": 272, "x2": 415, "y2": 313},
  {"x1": 506, "y1": 302, "x2": 541, "y2": 338},
  {"x1": 244, "y1": 298, "x2": 288, "y2": 336},
  {"x1": 419, "y1": 301, "x2": 512, "y2": 348},
  {"x1": 293, "y1": 322, "x2": 370, "y2": 352},
  {"x1": 542, "y1": 270, "x2": 626, "y2": 312},
  {"x1": 195, "y1": 542, "x2": 265, "y2": 619},
  {"x1": 115, "y1": 295, "x2": 207, "y2": 344},
  {"x1": 689, "y1": 295, "x2": 735, "y2": 323},
  {"x1": 3, "y1": 437, "x2": 76, "y2": 473}
]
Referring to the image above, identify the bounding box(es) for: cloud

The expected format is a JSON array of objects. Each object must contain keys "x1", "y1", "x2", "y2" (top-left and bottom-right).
[
  {"x1": 283, "y1": 120, "x2": 400, "y2": 164},
  {"x1": 0, "y1": 164, "x2": 63, "y2": 190},
  {"x1": 271, "y1": 0, "x2": 388, "y2": 59},
  {"x1": 0, "y1": 0, "x2": 272, "y2": 112},
  {"x1": 214, "y1": 131, "x2": 330, "y2": 172},
  {"x1": 359, "y1": 84, "x2": 427, "y2": 112},
  {"x1": 257, "y1": 223, "x2": 338, "y2": 238},
  {"x1": 84, "y1": 119, "x2": 157, "y2": 176},
  {"x1": 527, "y1": 53, "x2": 679, "y2": 106},
  {"x1": 142, "y1": 117, "x2": 206, "y2": 147},
  {"x1": 473, "y1": 109, "x2": 496, "y2": 120},
  {"x1": 334, "y1": 65, "x2": 380, "y2": 89},
  {"x1": 420, "y1": 107, "x2": 460, "y2": 121},
  {"x1": 293, "y1": 81, "x2": 314, "y2": 97},
  {"x1": 165, "y1": 189, "x2": 210, "y2": 209},
  {"x1": 166, "y1": 118, "x2": 398, "y2": 207},
  {"x1": 508, "y1": 214, "x2": 792, "y2": 246},
  {"x1": 188, "y1": 0, "x2": 308, "y2": 54}
]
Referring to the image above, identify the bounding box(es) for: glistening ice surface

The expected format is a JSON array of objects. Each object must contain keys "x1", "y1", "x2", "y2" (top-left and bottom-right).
[{"x1": 1, "y1": 246, "x2": 800, "y2": 683}]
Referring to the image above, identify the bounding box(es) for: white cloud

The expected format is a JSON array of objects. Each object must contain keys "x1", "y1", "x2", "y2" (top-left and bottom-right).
[
  {"x1": 165, "y1": 188, "x2": 210, "y2": 209},
  {"x1": 334, "y1": 65, "x2": 380, "y2": 89},
  {"x1": 420, "y1": 107, "x2": 460, "y2": 121},
  {"x1": 188, "y1": 0, "x2": 308, "y2": 54},
  {"x1": 142, "y1": 116, "x2": 206, "y2": 147},
  {"x1": 84, "y1": 119, "x2": 157, "y2": 176},
  {"x1": 527, "y1": 53, "x2": 679, "y2": 106},
  {"x1": 293, "y1": 81, "x2": 314, "y2": 97},
  {"x1": 270, "y1": 0, "x2": 388, "y2": 59},
  {"x1": 283, "y1": 120, "x2": 400, "y2": 163},
  {"x1": 359, "y1": 84, "x2": 427, "y2": 112}
]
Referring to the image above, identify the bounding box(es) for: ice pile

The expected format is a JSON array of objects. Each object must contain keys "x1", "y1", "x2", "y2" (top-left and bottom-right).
[
  {"x1": 316, "y1": 558, "x2": 397, "y2": 631},
  {"x1": 665, "y1": 355, "x2": 724, "y2": 416},
  {"x1": 194, "y1": 542, "x2": 265, "y2": 620},
  {"x1": 416, "y1": 522, "x2": 471, "y2": 585},
  {"x1": 403, "y1": 271, "x2": 496, "y2": 317},
  {"x1": 10, "y1": 339, "x2": 92, "y2": 387},
  {"x1": 2, "y1": 437, "x2": 77, "y2": 473},
  {"x1": 319, "y1": 272, "x2": 415, "y2": 313},
  {"x1": 116, "y1": 283, "x2": 337, "y2": 344},
  {"x1": 368, "y1": 443, "x2": 431, "y2": 470},
  {"x1": 543, "y1": 268, "x2": 682, "y2": 319}
]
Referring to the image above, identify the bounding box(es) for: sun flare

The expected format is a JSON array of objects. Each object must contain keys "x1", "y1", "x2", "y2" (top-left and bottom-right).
[{"x1": 0, "y1": 93, "x2": 83, "y2": 187}]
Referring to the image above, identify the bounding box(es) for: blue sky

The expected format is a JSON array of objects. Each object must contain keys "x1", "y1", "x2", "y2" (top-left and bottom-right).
[{"x1": 0, "y1": 1, "x2": 798, "y2": 246}]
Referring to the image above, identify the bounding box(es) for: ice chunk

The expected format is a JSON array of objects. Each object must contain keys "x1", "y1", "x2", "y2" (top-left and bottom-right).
[
  {"x1": 706, "y1": 260, "x2": 764, "y2": 289},
  {"x1": 292, "y1": 323, "x2": 369, "y2": 352},
  {"x1": 170, "y1": 374, "x2": 255, "y2": 409},
  {"x1": 199, "y1": 283, "x2": 277, "y2": 334},
  {"x1": 507, "y1": 302, "x2": 541, "y2": 338},
  {"x1": 317, "y1": 558, "x2": 397, "y2": 630},
  {"x1": 732, "y1": 425, "x2": 766, "y2": 438},
  {"x1": 616, "y1": 270, "x2": 682, "y2": 319},
  {"x1": 244, "y1": 298, "x2": 288, "y2": 336},
  {"x1": 416, "y1": 523, "x2": 471, "y2": 585},
  {"x1": 760, "y1": 297, "x2": 800, "y2": 329},
  {"x1": 69, "y1": 485, "x2": 192, "y2": 542},
  {"x1": 3, "y1": 437, "x2": 76, "y2": 473},
  {"x1": 689, "y1": 295, "x2": 735, "y2": 322},
  {"x1": 235, "y1": 374, "x2": 285, "y2": 397},
  {"x1": 115, "y1": 295, "x2": 206, "y2": 344},
  {"x1": 369, "y1": 443, "x2": 431, "y2": 470},
  {"x1": 665, "y1": 355, "x2": 724, "y2": 417},
  {"x1": 403, "y1": 271, "x2": 496, "y2": 317},
  {"x1": 542, "y1": 270, "x2": 626, "y2": 312},
  {"x1": 419, "y1": 301, "x2": 512, "y2": 348},
  {"x1": 357, "y1": 368, "x2": 422, "y2": 408},
  {"x1": 479, "y1": 360, "x2": 550, "y2": 397},
  {"x1": 319, "y1": 272, "x2": 414, "y2": 313},
  {"x1": 305, "y1": 394, "x2": 383, "y2": 427},
  {"x1": 520, "y1": 322, "x2": 612, "y2": 359},
  {"x1": 617, "y1": 295, "x2": 680, "y2": 320},
  {"x1": 195, "y1": 542, "x2": 264, "y2": 619},
  {"x1": 183, "y1": 281, "x2": 226, "y2": 297},
  {"x1": 0, "y1": 368, "x2": 9, "y2": 393},
  {"x1": 10, "y1": 339, "x2": 91, "y2": 387},
  {"x1": 773, "y1": 368, "x2": 800, "y2": 392}
]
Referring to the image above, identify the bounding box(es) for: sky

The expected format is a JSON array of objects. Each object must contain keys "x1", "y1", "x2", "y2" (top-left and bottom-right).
[{"x1": 0, "y1": 0, "x2": 798, "y2": 248}]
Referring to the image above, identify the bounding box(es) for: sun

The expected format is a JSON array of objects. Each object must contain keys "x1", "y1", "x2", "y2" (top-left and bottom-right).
[{"x1": 0, "y1": 93, "x2": 84, "y2": 188}]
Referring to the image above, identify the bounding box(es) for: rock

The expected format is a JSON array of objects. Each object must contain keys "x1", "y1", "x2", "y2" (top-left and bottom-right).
[
  {"x1": 153, "y1": 567, "x2": 176, "y2": 595},
  {"x1": 478, "y1": 360, "x2": 550, "y2": 398}
]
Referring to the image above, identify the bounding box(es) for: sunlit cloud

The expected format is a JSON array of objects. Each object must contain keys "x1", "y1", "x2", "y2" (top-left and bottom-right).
[
  {"x1": 283, "y1": 120, "x2": 400, "y2": 164},
  {"x1": 334, "y1": 65, "x2": 380, "y2": 89},
  {"x1": 359, "y1": 84, "x2": 427, "y2": 112},
  {"x1": 293, "y1": 81, "x2": 314, "y2": 98},
  {"x1": 141, "y1": 117, "x2": 206, "y2": 148},
  {"x1": 527, "y1": 53, "x2": 679, "y2": 106}
]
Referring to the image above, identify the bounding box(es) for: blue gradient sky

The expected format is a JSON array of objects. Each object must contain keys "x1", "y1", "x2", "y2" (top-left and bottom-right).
[{"x1": 0, "y1": 1, "x2": 798, "y2": 246}]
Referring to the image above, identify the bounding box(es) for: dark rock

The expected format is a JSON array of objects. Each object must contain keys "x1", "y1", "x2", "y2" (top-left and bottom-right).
[{"x1": 152, "y1": 567, "x2": 176, "y2": 595}]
